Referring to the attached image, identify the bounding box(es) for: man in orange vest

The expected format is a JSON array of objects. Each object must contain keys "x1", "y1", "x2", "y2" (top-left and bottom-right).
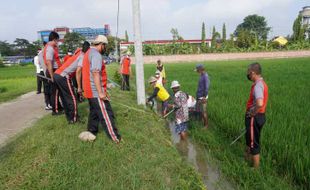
[
  {"x1": 54, "y1": 42, "x2": 90, "y2": 124},
  {"x1": 43, "y1": 31, "x2": 64, "y2": 115},
  {"x1": 245, "y1": 62, "x2": 268, "y2": 168},
  {"x1": 77, "y1": 35, "x2": 121, "y2": 143},
  {"x1": 63, "y1": 51, "x2": 73, "y2": 63},
  {"x1": 119, "y1": 53, "x2": 131, "y2": 91}
]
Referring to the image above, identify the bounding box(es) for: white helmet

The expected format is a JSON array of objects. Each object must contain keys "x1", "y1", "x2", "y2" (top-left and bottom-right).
[
  {"x1": 93, "y1": 35, "x2": 108, "y2": 45},
  {"x1": 170, "y1": 80, "x2": 180, "y2": 88}
]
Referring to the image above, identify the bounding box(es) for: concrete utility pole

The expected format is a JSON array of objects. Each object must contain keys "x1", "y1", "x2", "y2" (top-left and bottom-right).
[{"x1": 132, "y1": 0, "x2": 146, "y2": 105}]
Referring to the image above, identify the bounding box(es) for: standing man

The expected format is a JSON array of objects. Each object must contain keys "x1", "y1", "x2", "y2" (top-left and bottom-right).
[
  {"x1": 43, "y1": 31, "x2": 64, "y2": 115},
  {"x1": 38, "y1": 42, "x2": 52, "y2": 110},
  {"x1": 78, "y1": 35, "x2": 121, "y2": 143},
  {"x1": 119, "y1": 53, "x2": 131, "y2": 91},
  {"x1": 54, "y1": 42, "x2": 90, "y2": 124},
  {"x1": 147, "y1": 76, "x2": 170, "y2": 116},
  {"x1": 169, "y1": 81, "x2": 189, "y2": 140},
  {"x1": 195, "y1": 64, "x2": 210, "y2": 128},
  {"x1": 34, "y1": 50, "x2": 44, "y2": 94},
  {"x1": 156, "y1": 59, "x2": 166, "y2": 85},
  {"x1": 245, "y1": 62, "x2": 268, "y2": 168}
]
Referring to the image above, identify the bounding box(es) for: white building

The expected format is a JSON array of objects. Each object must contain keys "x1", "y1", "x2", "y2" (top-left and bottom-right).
[{"x1": 300, "y1": 6, "x2": 310, "y2": 38}]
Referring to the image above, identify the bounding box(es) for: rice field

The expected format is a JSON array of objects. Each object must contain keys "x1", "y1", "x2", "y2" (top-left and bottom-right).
[
  {"x1": 144, "y1": 57, "x2": 310, "y2": 189},
  {"x1": 0, "y1": 65, "x2": 36, "y2": 102}
]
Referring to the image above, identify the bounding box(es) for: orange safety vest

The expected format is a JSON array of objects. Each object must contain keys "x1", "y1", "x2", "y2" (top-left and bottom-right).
[
  {"x1": 55, "y1": 48, "x2": 82, "y2": 77},
  {"x1": 43, "y1": 43, "x2": 62, "y2": 69},
  {"x1": 246, "y1": 79, "x2": 268, "y2": 113},
  {"x1": 82, "y1": 49, "x2": 107, "y2": 98}
]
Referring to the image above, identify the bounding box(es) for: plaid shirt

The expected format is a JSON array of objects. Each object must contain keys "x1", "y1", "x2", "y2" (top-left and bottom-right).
[{"x1": 174, "y1": 91, "x2": 189, "y2": 124}]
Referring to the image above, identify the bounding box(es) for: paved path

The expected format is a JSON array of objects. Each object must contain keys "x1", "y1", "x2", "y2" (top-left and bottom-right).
[{"x1": 0, "y1": 92, "x2": 49, "y2": 146}]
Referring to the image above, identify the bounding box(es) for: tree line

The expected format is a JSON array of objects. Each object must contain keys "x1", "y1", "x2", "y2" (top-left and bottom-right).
[
  {"x1": 128, "y1": 14, "x2": 310, "y2": 55},
  {"x1": 1, "y1": 13, "x2": 310, "y2": 58}
]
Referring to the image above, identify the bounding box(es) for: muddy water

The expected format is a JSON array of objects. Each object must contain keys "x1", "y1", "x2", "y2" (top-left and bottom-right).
[{"x1": 168, "y1": 121, "x2": 235, "y2": 190}]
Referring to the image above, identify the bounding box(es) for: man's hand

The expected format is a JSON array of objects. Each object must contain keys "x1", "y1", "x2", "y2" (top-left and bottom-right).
[
  {"x1": 246, "y1": 107, "x2": 256, "y2": 117},
  {"x1": 77, "y1": 88, "x2": 83, "y2": 94},
  {"x1": 99, "y1": 91, "x2": 108, "y2": 100},
  {"x1": 168, "y1": 104, "x2": 175, "y2": 109},
  {"x1": 199, "y1": 97, "x2": 207, "y2": 104}
]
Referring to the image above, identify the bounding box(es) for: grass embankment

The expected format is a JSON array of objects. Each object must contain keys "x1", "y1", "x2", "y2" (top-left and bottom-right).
[
  {"x1": 0, "y1": 65, "x2": 36, "y2": 103},
  {"x1": 0, "y1": 74, "x2": 204, "y2": 189},
  {"x1": 144, "y1": 57, "x2": 310, "y2": 190}
]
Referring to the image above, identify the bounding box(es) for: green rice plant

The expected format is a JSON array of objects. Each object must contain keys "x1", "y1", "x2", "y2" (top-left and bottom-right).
[{"x1": 143, "y1": 57, "x2": 310, "y2": 190}]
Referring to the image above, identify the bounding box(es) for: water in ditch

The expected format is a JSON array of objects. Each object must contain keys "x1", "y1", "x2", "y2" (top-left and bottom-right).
[{"x1": 168, "y1": 121, "x2": 235, "y2": 190}]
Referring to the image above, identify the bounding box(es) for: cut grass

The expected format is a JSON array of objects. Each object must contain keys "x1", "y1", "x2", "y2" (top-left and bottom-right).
[
  {"x1": 143, "y1": 57, "x2": 310, "y2": 190},
  {"x1": 0, "y1": 88, "x2": 205, "y2": 190},
  {"x1": 0, "y1": 65, "x2": 37, "y2": 103}
]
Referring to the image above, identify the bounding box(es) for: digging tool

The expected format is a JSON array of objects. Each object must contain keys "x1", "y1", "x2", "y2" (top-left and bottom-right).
[
  {"x1": 107, "y1": 78, "x2": 121, "y2": 88},
  {"x1": 230, "y1": 129, "x2": 246, "y2": 146},
  {"x1": 37, "y1": 74, "x2": 52, "y2": 82},
  {"x1": 161, "y1": 108, "x2": 176, "y2": 119}
]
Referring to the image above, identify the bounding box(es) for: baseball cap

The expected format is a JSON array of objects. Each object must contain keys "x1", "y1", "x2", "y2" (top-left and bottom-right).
[
  {"x1": 195, "y1": 64, "x2": 205, "y2": 71},
  {"x1": 93, "y1": 35, "x2": 108, "y2": 45}
]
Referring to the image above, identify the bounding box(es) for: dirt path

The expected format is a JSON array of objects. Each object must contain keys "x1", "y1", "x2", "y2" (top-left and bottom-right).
[
  {"x1": 131, "y1": 50, "x2": 310, "y2": 64},
  {"x1": 0, "y1": 91, "x2": 49, "y2": 146}
]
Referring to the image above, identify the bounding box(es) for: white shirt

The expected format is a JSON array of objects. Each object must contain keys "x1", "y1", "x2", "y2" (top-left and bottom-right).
[
  {"x1": 34, "y1": 55, "x2": 43, "y2": 73},
  {"x1": 187, "y1": 95, "x2": 196, "y2": 108}
]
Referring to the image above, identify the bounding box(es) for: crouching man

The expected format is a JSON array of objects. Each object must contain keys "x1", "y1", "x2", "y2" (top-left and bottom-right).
[
  {"x1": 147, "y1": 76, "x2": 170, "y2": 116},
  {"x1": 54, "y1": 41, "x2": 90, "y2": 124},
  {"x1": 169, "y1": 81, "x2": 189, "y2": 140},
  {"x1": 78, "y1": 35, "x2": 121, "y2": 143}
]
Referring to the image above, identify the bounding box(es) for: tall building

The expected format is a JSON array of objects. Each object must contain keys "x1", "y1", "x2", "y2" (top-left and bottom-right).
[
  {"x1": 72, "y1": 25, "x2": 111, "y2": 41},
  {"x1": 301, "y1": 6, "x2": 310, "y2": 25},
  {"x1": 37, "y1": 25, "x2": 111, "y2": 42},
  {"x1": 54, "y1": 27, "x2": 70, "y2": 42},
  {"x1": 37, "y1": 30, "x2": 53, "y2": 42},
  {"x1": 300, "y1": 6, "x2": 310, "y2": 38}
]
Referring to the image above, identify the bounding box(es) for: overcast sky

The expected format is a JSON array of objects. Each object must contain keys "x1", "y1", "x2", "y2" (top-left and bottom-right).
[{"x1": 0, "y1": 0, "x2": 308, "y2": 42}]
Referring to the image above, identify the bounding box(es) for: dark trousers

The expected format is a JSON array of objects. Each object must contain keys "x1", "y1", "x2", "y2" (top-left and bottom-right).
[
  {"x1": 45, "y1": 70, "x2": 64, "y2": 113},
  {"x1": 36, "y1": 71, "x2": 44, "y2": 93},
  {"x1": 121, "y1": 74, "x2": 130, "y2": 91},
  {"x1": 54, "y1": 74, "x2": 78, "y2": 122},
  {"x1": 43, "y1": 77, "x2": 52, "y2": 106},
  {"x1": 245, "y1": 113, "x2": 266, "y2": 155},
  {"x1": 71, "y1": 76, "x2": 83, "y2": 102},
  {"x1": 87, "y1": 98, "x2": 121, "y2": 143}
]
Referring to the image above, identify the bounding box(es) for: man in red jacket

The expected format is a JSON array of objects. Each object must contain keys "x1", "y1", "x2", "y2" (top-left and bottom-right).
[{"x1": 119, "y1": 53, "x2": 131, "y2": 91}]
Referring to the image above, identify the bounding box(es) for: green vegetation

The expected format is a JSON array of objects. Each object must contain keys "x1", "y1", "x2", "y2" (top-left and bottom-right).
[
  {"x1": 144, "y1": 57, "x2": 310, "y2": 190},
  {"x1": 0, "y1": 65, "x2": 36, "y2": 103},
  {"x1": 127, "y1": 13, "x2": 310, "y2": 56},
  {"x1": 0, "y1": 64, "x2": 204, "y2": 189},
  {"x1": 60, "y1": 32, "x2": 86, "y2": 53}
]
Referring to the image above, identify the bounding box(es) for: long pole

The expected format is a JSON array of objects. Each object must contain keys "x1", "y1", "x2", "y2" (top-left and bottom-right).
[
  {"x1": 132, "y1": 0, "x2": 146, "y2": 105},
  {"x1": 115, "y1": 0, "x2": 120, "y2": 62}
]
